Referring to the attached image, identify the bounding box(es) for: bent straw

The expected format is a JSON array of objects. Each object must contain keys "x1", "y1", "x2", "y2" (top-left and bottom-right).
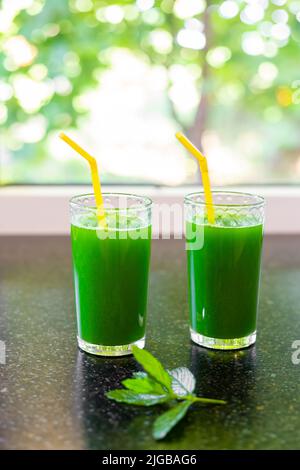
[
  {"x1": 175, "y1": 132, "x2": 215, "y2": 224},
  {"x1": 59, "y1": 132, "x2": 107, "y2": 227}
]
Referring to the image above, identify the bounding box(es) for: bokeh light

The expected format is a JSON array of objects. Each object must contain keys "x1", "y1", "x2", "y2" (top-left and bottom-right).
[
  {"x1": 272, "y1": 9, "x2": 289, "y2": 22},
  {"x1": 240, "y1": 4, "x2": 265, "y2": 24},
  {"x1": 4, "y1": 35, "x2": 37, "y2": 68},
  {"x1": 0, "y1": 81, "x2": 13, "y2": 101},
  {"x1": 74, "y1": 0, "x2": 93, "y2": 13},
  {"x1": 104, "y1": 5, "x2": 124, "y2": 24},
  {"x1": 219, "y1": 1, "x2": 239, "y2": 19},
  {"x1": 29, "y1": 64, "x2": 48, "y2": 81},
  {"x1": 0, "y1": 104, "x2": 8, "y2": 125},
  {"x1": 271, "y1": 23, "x2": 291, "y2": 41},
  {"x1": 289, "y1": 1, "x2": 300, "y2": 14},
  {"x1": 136, "y1": 0, "x2": 155, "y2": 11},
  {"x1": 12, "y1": 75, "x2": 54, "y2": 113},
  {"x1": 242, "y1": 32, "x2": 265, "y2": 55},
  {"x1": 10, "y1": 115, "x2": 47, "y2": 143},
  {"x1": 258, "y1": 62, "x2": 278, "y2": 81},
  {"x1": 177, "y1": 29, "x2": 206, "y2": 50},
  {"x1": 174, "y1": 0, "x2": 206, "y2": 19},
  {"x1": 150, "y1": 29, "x2": 173, "y2": 54},
  {"x1": 206, "y1": 47, "x2": 231, "y2": 68}
]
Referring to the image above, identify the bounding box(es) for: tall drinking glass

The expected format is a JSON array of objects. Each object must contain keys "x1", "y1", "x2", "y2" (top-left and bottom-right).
[
  {"x1": 185, "y1": 191, "x2": 265, "y2": 350},
  {"x1": 70, "y1": 193, "x2": 152, "y2": 356}
]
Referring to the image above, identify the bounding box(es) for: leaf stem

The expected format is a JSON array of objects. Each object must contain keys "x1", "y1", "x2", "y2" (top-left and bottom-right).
[{"x1": 178, "y1": 395, "x2": 226, "y2": 405}]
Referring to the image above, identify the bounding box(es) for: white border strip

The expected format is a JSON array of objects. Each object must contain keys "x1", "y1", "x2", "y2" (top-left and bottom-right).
[{"x1": 0, "y1": 185, "x2": 299, "y2": 235}]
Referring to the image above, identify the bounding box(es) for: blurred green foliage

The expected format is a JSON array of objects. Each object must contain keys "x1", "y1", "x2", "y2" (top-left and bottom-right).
[{"x1": 1, "y1": 0, "x2": 300, "y2": 183}]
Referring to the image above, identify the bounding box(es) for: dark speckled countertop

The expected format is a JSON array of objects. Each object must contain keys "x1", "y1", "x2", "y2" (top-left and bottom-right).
[{"x1": 0, "y1": 236, "x2": 299, "y2": 450}]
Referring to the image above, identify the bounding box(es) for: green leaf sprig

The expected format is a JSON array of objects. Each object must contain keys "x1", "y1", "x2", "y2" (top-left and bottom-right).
[{"x1": 106, "y1": 346, "x2": 226, "y2": 440}]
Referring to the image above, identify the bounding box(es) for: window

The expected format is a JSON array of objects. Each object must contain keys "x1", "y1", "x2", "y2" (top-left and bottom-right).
[{"x1": 1, "y1": 0, "x2": 300, "y2": 186}]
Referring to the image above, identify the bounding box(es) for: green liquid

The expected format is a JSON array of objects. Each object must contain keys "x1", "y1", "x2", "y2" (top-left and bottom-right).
[
  {"x1": 186, "y1": 216, "x2": 263, "y2": 339},
  {"x1": 71, "y1": 215, "x2": 151, "y2": 346}
]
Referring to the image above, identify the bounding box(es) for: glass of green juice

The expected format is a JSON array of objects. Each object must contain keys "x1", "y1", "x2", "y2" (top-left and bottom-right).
[
  {"x1": 70, "y1": 193, "x2": 152, "y2": 356},
  {"x1": 185, "y1": 191, "x2": 265, "y2": 350}
]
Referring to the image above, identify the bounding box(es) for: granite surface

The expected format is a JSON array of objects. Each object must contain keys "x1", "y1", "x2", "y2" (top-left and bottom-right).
[{"x1": 0, "y1": 236, "x2": 299, "y2": 450}]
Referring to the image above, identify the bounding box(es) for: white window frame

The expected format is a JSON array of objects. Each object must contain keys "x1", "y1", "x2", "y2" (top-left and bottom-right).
[{"x1": 0, "y1": 185, "x2": 299, "y2": 235}]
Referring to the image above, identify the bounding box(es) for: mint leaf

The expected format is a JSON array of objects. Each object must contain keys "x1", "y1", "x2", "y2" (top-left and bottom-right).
[
  {"x1": 132, "y1": 346, "x2": 172, "y2": 392},
  {"x1": 122, "y1": 377, "x2": 166, "y2": 395},
  {"x1": 153, "y1": 401, "x2": 192, "y2": 440},
  {"x1": 105, "y1": 348, "x2": 226, "y2": 440},
  {"x1": 169, "y1": 367, "x2": 196, "y2": 397},
  {"x1": 106, "y1": 390, "x2": 169, "y2": 406}
]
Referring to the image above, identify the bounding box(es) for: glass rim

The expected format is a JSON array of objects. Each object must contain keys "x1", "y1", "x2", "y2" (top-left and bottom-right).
[
  {"x1": 184, "y1": 190, "x2": 265, "y2": 208},
  {"x1": 69, "y1": 192, "x2": 153, "y2": 212}
]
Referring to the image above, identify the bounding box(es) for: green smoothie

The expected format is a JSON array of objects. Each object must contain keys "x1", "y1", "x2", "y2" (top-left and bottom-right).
[
  {"x1": 186, "y1": 214, "x2": 263, "y2": 340},
  {"x1": 71, "y1": 213, "x2": 151, "y2": 347}
]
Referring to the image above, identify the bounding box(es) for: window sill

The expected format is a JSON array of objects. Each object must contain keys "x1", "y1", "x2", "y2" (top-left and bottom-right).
[{"x1": 0, "y1": 185, "x2": 299, "y2": 235}]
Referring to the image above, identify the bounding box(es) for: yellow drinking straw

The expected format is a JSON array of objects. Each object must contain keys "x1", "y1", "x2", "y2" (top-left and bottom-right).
[
  {"x1": 175, "y1": 132, "x2": 215, "y2": 225},
  {"x1": 59, "y1": 132, "x2": 107, "y2": 227}
]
